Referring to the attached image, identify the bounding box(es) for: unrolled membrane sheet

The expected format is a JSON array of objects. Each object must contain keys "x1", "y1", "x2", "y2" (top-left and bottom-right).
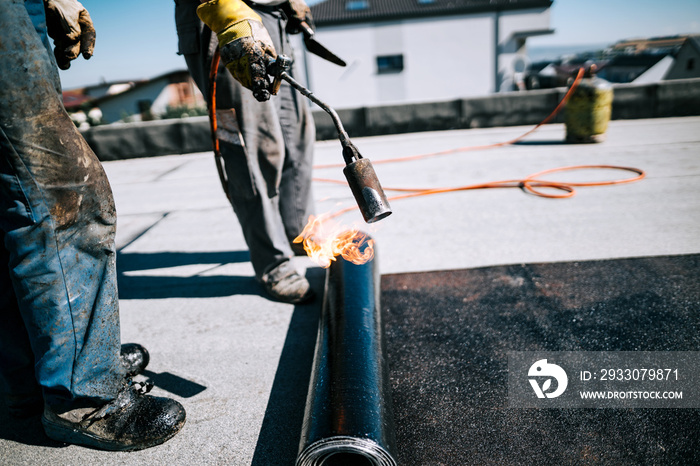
[{"x1": 296, "y1": 253, "x2": 397, "y2": 466}]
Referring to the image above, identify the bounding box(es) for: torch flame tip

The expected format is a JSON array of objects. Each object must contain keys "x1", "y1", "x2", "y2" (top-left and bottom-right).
[{"x1": 295, "y1": 214, "x2": 374, "y2": 268}]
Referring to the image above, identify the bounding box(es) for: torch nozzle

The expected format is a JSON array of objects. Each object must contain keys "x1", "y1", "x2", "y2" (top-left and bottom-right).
[
  {"x1": 268, "y1": 56, "x2": 392, "y2": 223},
  {"x1": 343, "y1": 158, "x2": 392, "y2": 223}
]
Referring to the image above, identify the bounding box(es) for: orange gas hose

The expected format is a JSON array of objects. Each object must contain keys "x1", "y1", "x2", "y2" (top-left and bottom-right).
[
  {"x1": 317, "y1": 164, "x2": 645, "y2": 220},
  {"x1": 309, "y1": 68, "x2": 645, "y2": 220},
  {"x1": 209, "y1": 50, "x2": 229, "y2": 199},
  {"x1": 205, "y1": 61, "x2": 646, "y2": 221}
]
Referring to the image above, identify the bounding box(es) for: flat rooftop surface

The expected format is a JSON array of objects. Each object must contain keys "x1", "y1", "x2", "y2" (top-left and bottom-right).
[{"x1": 1, "y1": 116, "x2": 699, "y2": 464}]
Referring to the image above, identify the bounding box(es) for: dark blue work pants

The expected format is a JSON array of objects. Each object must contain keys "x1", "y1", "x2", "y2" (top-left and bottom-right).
[{"x1": 0, "y1": 0, "x2": 124, "y2": 411}]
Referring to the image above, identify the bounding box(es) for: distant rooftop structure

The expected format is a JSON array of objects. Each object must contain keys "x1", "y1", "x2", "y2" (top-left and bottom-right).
[
  {"x1": 62, "y1": 89, "x2": 95, "y2": 110},
  {"x1": 311, "y1": 0, "x2": 553, "y2": 25},
  {"x1": 62, "y1": 79, "x2": 145, "y2": 110},
  {"x1": 597, "y1": 54, "x2": 667, "y2": 83},
  {"x1": 611, "y1": 34, "x2": 700, "y2": 55},
  {"x1": 525, "y1": 34, "x2": 700, "y2": 89},
  {"x1": 62, "y1": 70, "x2": 204, "y2": 124}
]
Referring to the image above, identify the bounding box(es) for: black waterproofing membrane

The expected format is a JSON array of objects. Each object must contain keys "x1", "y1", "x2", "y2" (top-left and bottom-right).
[
  {"x1": 382, "y1": 254, "x2": 700, "y2": 464},
  {"x1": 296, "y1": 253, "x2": 397, "y2": 466}
]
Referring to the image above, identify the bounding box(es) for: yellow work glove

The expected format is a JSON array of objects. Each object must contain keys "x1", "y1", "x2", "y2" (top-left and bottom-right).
[
  {"x1": 281, "y1": 0, "x2": 314, "y2": 35},
  {"x1": 197, "y1": 0, "x2": 277, "y2": 102},
  {"x1": 43, "y1": 0, "x2": 96, "y2": 70}
]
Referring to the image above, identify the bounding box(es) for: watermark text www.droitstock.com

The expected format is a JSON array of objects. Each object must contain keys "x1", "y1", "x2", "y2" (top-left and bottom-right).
[{"x1": 507, "y1": 352, "x2": 700, "y2": 408}]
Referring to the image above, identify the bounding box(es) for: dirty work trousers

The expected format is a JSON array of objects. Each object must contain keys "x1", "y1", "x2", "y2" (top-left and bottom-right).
[
  {"x1": 175, "y1": 0, "x2": 316, "y2": 280},
  {"x1": 0, "y1": 0, "x2": 124, "y2": 411}
]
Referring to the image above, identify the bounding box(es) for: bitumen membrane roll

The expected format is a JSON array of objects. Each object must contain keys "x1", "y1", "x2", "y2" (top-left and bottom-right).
[{"x1": 296, "y1": 253, "x2": 397, "y2": 466}]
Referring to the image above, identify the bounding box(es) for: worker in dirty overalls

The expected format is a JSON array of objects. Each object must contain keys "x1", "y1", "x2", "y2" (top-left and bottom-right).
[
  {"x1": 0, "y1": 0, "x2": 186, "y2": 450},
  {"x1": 175, "y1": 0, "x2": 316, "y2": 304}
]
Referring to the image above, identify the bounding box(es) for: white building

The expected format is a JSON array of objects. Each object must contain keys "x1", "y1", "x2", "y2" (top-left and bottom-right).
[
  {"x1": 303, "y1": 0, "x2": 553, "y2": 109},
  {"x1": 96, "y1": 70, "x2": 204, "y2": 123}
]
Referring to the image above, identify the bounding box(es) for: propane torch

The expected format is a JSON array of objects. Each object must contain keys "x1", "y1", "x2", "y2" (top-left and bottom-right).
[{"x1": 268, "y1": 55, "x2": 392, "y2": 224}]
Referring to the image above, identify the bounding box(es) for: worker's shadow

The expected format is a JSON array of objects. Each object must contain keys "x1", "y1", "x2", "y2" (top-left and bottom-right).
[
  {"x1": 251, "y1": 266, "x2": 325, "y2": 466},
  {"x1": 0, "y1": 406, "x2": 65, "y2": 448},
  {"x1": 116, "y1": 250, "x2": 267, "y2": 300}
]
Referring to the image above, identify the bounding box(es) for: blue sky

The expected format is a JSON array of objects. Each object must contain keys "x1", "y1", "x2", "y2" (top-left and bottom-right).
[{"x1": 58, "y1": 0, "x2": 700, "y2": 89}]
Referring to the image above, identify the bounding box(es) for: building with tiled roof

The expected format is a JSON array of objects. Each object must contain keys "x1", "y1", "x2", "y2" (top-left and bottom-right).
[{"x1": 301, "y1": 0, "x2": 553, "y2": 108}]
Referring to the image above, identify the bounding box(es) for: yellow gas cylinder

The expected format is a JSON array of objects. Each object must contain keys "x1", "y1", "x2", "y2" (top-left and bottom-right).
[{"x1": 565, "y1": 65, "x2": 613, "y2": 143}]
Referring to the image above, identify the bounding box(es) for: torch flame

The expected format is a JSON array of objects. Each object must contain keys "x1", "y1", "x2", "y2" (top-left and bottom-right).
[{"x1": 293, "y1": 214, "x2": 374, "y2": 268}]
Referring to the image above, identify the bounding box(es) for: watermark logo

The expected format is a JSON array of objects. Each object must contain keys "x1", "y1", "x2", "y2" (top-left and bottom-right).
[
  {"x1": 528, "y1": 359, "x2": 568, "y2": 399},
  {"x1": 509, "y1": 352, "x2": 698, "y2": 408}
]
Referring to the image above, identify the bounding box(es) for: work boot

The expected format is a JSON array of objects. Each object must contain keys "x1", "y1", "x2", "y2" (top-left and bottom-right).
[
  {"x1": 120, "y1": 343, "x2": 150, "y2": 377},
  {"x1": 42, "y1": 380, "x2": 186, "y2": 451},
  {"x1": 261, "y1": 261, "x2": 314, "y2": 304},
  {"x1": 6, "y1": 343, "x2": 151, "y2": 418}
]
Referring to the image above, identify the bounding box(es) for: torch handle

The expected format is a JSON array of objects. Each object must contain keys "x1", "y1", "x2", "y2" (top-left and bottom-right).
[{"x1": 278, "y1": 71, "x2": 354, "y2": 152}]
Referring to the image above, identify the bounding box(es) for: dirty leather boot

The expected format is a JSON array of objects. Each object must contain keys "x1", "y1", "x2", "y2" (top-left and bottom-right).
[
  {"x1": 6, "y1": 344, "x2": 151, "y2": 419},
  {"x1": 42, "y1": 380, "x2": 186, "y2": 451},
  {"x1": 261, "y1": 261, "x2": 314, "y2": 304},
  {"x1": 120, "y1": 343, "x2": 150, "y2": 377}
]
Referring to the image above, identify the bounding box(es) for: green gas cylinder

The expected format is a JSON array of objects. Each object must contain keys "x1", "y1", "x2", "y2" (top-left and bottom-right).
[{"x1": 565, "y1": 66, "x2": 613, "y2": 143}]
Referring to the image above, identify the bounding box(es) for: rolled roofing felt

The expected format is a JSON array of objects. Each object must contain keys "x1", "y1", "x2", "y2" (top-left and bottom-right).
[{"x1": 296, "y1": 248, "x2": 397, "y2": 466}]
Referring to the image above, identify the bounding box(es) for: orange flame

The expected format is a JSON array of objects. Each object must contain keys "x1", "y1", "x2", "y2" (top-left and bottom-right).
[{"x1": 293, "y1": 214, "x2": 374, "y2": 268}]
